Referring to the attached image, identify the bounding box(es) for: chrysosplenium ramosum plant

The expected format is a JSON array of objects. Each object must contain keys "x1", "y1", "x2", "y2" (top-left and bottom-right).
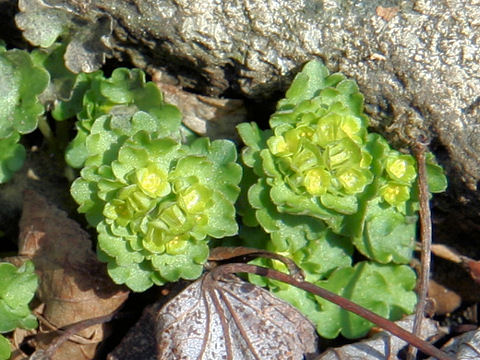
[
  {"x1": 68, "y1": 68, "x2": 242, "y2": 291},
  {"x1": 237, "y1": 60, "x2": 447, "y2": 338},
  {"x1": 0, "y1": 261, "x2": 38, "y2": 360},
  {"x1": 52, "y1": 65, "x2": 189, "y2": 169},
  {"x1": 0, "y1": 42, "x2": 49, "y2": 183}
]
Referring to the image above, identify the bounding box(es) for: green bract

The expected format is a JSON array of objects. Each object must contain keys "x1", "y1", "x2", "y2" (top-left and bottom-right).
[
  {"x1": 238, "y1": 60, "x2": 447, "y2": 338},
  {"x1": 71, "y1": 111, "x2": 242, "y2": 291},
  {"x1": 0, "y1": 42, "x2": 49, "y2": 183},
  {"x1": 0, "y1": 261, "x2": 38, "y2": 360}
]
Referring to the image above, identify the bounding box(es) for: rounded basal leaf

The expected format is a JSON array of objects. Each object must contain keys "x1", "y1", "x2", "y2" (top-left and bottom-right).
[
  {"x1": 364, "y1": 209, "x2": 416, "y2": 264},
  {"x1": 65, "y1": 129, "x2": 89, "y2": 168},
  {"x1": 16, "y1": 0, "x2": 72, "y2": 48},
  {"x1": 0, "y1": 261, "x2": 38, "y2": 333},
  {"x1": 71, "y1": 177, "x2": 99, "y2": 217},
  {"x1": 100, "y1": 68, "x2": 144, "y2": 104},
  {"x1": 0, "y1": 334, "x2": 10, "y2": 360},
  {"x1": 151, "y1": 242, "x2": 209, "y2": 282},
  {"x1": 0, "y1": 47, "x2": 49, "y2": 150},
  {"x1": 352, "y1": 199, "x2": 417, "y2": 264},
  {"x1": 97, "y1": 222, "x2": 144, "y2": 266},
  {"x1": 313, "y1": 262, "x2": 416, "y2": 339},
  {"x1": 150, "y1": 104, "x2": 183, "y2": 135},
  {"x1": 426, "y1": 153, "x2": 448, "y2": 193},
  {"x1": 0, "y1": 134, "x2": 26, "y2": 183},
  {"x1": 106, "y1": 260, "x2": 157, "y2": 292},
  {"x1": 52, "y1": 71, "x2": 103, "y2": 121},
  {"x1": 204, "y1": 192, "x2": 238, "y2": 238},
  {"x1": 278, "y1": 60, "x2": 330, "y2": 110},
  {"x1": 237, "y1": 122, "x2": 272, "y2": 176},
  {"x1": 0, "y1": 261, "x2": 37, "y2": 310},
  {"x1": 0, "y1": 57, "x2": 21, "y2": 136},
  {"x1": 298, "y1": 233, "x2": 353, "y2": 280}
]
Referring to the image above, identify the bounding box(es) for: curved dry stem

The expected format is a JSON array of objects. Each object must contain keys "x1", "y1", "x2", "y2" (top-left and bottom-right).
[{"x1": 212, "y1": 263, "x2": 454, "y2": 360}]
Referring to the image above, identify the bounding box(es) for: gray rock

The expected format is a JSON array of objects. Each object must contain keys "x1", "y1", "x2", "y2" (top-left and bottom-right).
[{"x1": 11, "y1": 0, "x2": 480, "y2": 232}]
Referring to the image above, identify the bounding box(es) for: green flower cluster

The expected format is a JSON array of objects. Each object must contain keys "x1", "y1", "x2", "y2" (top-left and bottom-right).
[
  {"x1": 0, "y1": 42, "x2": 49, "y2": 183},
  {"x1": 0, "y1": 261, "x2": 38, "y2": 360},
  {"x1": 237, "y1": 60, "x2": 447, "y2": 338},
  {"x1": 71, "y1": 112, "x2": 242, "y2": 291}
]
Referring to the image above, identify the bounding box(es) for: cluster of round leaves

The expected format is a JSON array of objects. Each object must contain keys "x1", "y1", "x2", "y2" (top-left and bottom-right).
[
  {"x1": 52, "y1": 66, "x2": 189, "y2": 169},
  {"x1": 237, "y1": 60, "x2": 447, "y2": 338},
  {"x1": 69, "y1": 90, "x2": 242, "y2": 291},
  {"x1": 0, "y1": 261, "x2": 38, "y2": 360},
  {"x1": 0, "y1": 42, "x2": 49, "y2": 183}
]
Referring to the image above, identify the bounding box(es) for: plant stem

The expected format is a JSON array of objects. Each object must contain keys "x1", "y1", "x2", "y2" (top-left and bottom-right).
[
  {"x1": 407, "y1": 141, "x2": 432, "y2": 360},
  {"x1": 214, "y1": 263, "x2": 454, "y2": 360},
  {"x1": 37, "y1": 116, "x2": 54, "y2": 144},
  {"x1": 32, "y1": 310, "x2": 118, "y2": 359}
]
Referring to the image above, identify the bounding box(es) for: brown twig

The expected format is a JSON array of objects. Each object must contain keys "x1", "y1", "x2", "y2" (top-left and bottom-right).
[
  {"x1": 29, "y1": 311, "x2": 118, "y2": 359},
  {"x1": 213, "y1": 263, "x2": 454, "y2": 360},
  {"x1": 407, "y1": 141, "x2": 432, "y2": 360},
  {"x1": 208, "y1": 246, "x2": 305, "y2": 280}
]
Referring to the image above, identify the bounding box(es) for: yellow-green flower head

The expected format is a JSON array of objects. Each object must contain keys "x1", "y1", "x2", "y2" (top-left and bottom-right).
[
  {"x1": 261, "y1": 102, "x2": 374, "y2": 220},
  {"x1": 72, "y1": 129, "x2": 241, "y2": 291},
  {"x1": 381, "y1": 182, "x2": 411, "y2": 206},
  {"x1": 136, "y1": 164, "x2": 170, "y2": 197},
  {"x1": 385, "y1": 155, "x2": 416, "y2": 184}
]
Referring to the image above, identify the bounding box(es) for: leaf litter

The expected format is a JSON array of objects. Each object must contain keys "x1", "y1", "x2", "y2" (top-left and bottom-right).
[
  {"x1": 156, "y1": 269, "x2": 318, "y2": 360},
  {"x1": 13, "y1": 190, "x2": 128, "y2": 360}
]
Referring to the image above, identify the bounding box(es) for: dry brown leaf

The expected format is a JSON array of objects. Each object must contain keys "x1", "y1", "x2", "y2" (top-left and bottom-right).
[
  {"x1": 428, "y1": 280, "x2": 462, "y2": 316},
  {"x1": 156, "y1": 271, "x2": 318, "y2": 360},
  {"x1": 155, "y1": 81, "x2": 246, "y2": 141},
  {"x1": 432, "y1": 329, "x2": 480, "y2": 360},
  {"x1": 17, "y1": 190, "x2": 129, "y2": 360},
  {"x1": 317, "y1": 315, "x2": 440, "y2": 360},
  {"x1": 428, "y1": 243, "x2": 462, "y2": 264}
]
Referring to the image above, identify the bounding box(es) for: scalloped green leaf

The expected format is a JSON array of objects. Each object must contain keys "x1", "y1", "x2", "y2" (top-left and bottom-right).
[
  {"x1": 0, "y1": 261, "x2": 37, "y2": 310},
  {"x1": 313, "y1": 262, "x2": 416, "y2": 339},
  {"x1": 426, "y1": 153, "x2": 448, "y2": 193},
  {"x1": 106, "y1": 260, "x2": 156, "y2": 292},
  {"x1": 0, "y1": 134, "x2": 26, "y2": 183},
  {"x1": 53, "y1": 71, "x2": 105, "y2": 121},
  {"x1": 351, "y1": 198, "x2": 416, "y2": 264},
  {"x1": 101, "y1": 68, "x2": 143, "y2": 103},
  {"x1": 277, "y1": 60, "x2": 330, "y2": 109},
  {"x1": 0, "y1": 334, "x2": 10, "y2": 360},
  {"x1": 0, "y1": 47, "x2": 48, "y2": 139},
  {"x1": 16, "y1": 0, "x2": 71, "y2": 48},
  {"x1": 0, "y1": 261, "x2": 38, "y2": 333}
]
